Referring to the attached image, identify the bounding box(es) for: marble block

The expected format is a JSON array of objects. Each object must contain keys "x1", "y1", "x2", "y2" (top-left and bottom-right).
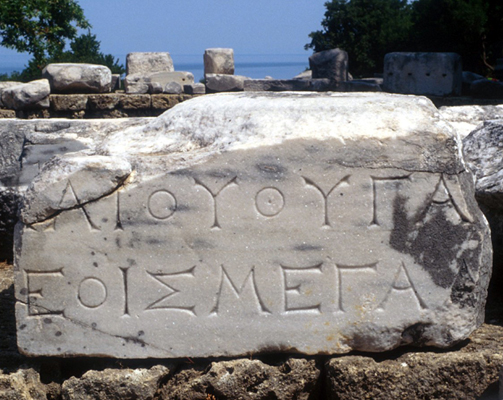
[{"x1": 14, "y1": 92, "x2": 492, "y2": 358}]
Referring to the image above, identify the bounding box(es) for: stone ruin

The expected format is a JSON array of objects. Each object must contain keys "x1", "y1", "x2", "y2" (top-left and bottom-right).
[{"x1": 1, "y1": 49, "x2": 503, "y2": 398}]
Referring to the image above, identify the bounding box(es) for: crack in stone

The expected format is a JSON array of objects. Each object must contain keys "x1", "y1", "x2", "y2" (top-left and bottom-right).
[{"x1": 16, "y1": 298, "x2": 174, "y2": 356}]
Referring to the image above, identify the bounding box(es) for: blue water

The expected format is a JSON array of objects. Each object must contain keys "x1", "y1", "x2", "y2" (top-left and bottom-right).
[{"x1": 0, "y1": 53, "x2": 310, "y2": 81}]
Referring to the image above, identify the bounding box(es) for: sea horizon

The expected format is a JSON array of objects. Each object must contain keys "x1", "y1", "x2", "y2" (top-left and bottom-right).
[{"x1": 0, "y1": 53, "x2": 310, "y2": 81}]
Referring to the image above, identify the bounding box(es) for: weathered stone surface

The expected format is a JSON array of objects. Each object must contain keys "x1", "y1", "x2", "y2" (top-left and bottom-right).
[
  {"x1": 126, "y1": 72, "x2": 194, "y2": 94},
  {"x1": 326, "y1": 323, "x2": 503, "y2": 400},
  {"x1": 244, "y1": 79, "x2": 380, "y2": 92},
  {"x1": 161, "y1": 358, "x2": 320, "y2": 400},
  {"x1": 15, "y1": 93, "x2": 491, "y2": 358},
  {"x1": 244, "y1": 79, "x2": 312, "y2": 91},
  {"x1": 164, "y1": 81, "x2": 183, "y2": 94},
  {"x1": 183, "y1": 83, "x2": 205, "y2": 95},
  {"x1": 440, "y1": 105, "x2": 503, "y2": 139},
  {"x1": 42, "y1": 64, "x2": 112, "y2": 93},
  {"x1": 119, "y1": 95, "x2": 151, "y2": 110},
  {"x1": 2, "y1": 80, "x2": 50, "y2": 110},
  {"x1": 463, "y1": 120, "x2": 503, "y2": 210},
  {"x1": 383, "y1": 52, "x2": 462, "y2": 96},
  {"x1": 151, "y1": 94, "x2": 192, "y2": 110},
  {"x1": 0, "y1": 82, "x2": 22, "y2": 107},
  {"x1": 61, "y1": 365, "x2": 170, "y2": 400},
  {"x1": 204, "y1": 48, "x2": 234, "y2": 75},
  {"x1": 205, "y1": 74, "x2": 248, "y2": 92},
  {"x1": 87, "y1": 94, "x2": 122, "y2": 111},
  {"x1": 20, "y1": 154, "x2": 132, "y2": 225},
  {"x1": 471, "y1": 79, "x2": 503, "y2": 99},
  {"x1": 0, "y1": 109, "x2": 16, "y2": 118},
  {"x1": 309, "y1": 48, "x2": 348, "y2": 81},
  {"x1": 293, "y1": 70, "x2": 312, "y2": 80},
  {"x1": 0, "y1": 118, "x2": 151, "y2": 262},
  {"x1": 0, "y1": 368, "x2": 47, "y2": 400},
  {"x1": 126, "y1": 52, "x2": 174, "y2": 76},
  {"x1": 50, "y1": 94, "x2": 88, "y2": 111}
]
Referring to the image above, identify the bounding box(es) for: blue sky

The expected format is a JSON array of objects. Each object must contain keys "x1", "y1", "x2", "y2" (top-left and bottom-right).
[{"x1": 0, "y1": 0, "x2": 328, "y2": 59}]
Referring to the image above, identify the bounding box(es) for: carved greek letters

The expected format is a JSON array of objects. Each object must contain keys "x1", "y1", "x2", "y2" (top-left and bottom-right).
[
  {"x1": 148, "y1": 190, "x2": 177, "y2": 220},
  {"x1": 377, "y1": 262, "x2": 427, "y2": 311},
  {"x1": 429, "y1": 174, "x2": 473, "y2": 223},
  {"x1": 281, "y1": 263, "x2": 323, "y2": 313},
  {"x1": 146, "y1": 267, "x2": 196, "y2": 315},
  {"x1": 24, "y1": 269, "x2": 65, "y2": 316},
  {"x1": 370, "y1": 175, "x2": 411, "y2": 226},
  {"x1": 303, "y1": 175, "x2": 350, "y2": 227},
  {"x1": 59, "y1": 180, "x2": 101, "y2": 231},
  {"x1": 335, "y1": 263, "x2": 378, "y2": 312},
  {"x1": 194, "y1": 176, "x2": 237, "y2": 229},
  {"x1": 78, "y1": 278, "x2": 107, "y2": 309},
  {"x1": 211, "y1": 265, "x2": 271, "y2": 315},
  {"x1": 255, "y1": 187, "x2": 285, "y2": 217}
]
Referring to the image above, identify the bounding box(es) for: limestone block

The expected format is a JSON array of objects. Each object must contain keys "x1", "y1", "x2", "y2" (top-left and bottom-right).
[
  {"x1": 126, "y1": 52, "x2": 174, "y2": 76},
  {"x1": 309, "y1": 48, "x2": 348, "y2": 81},
  {"x1": 0, "y1": 369, "x2": 47, "y2": 400},
  {"x1": 50, "y1": 94, "x2": 88, "y2": 111},
  {"x1": 383, "y1": 52, "x2": 462, "y2": 96},
  {"x1": 87, "y1": 94, "x2": 122, "y2": 111},
  {"x1": 164, "y1": 81, "x2": 183, "y2": 94},
  {"x1": 205, "y1": 74, "x2": 248, "y2": 92},
  {"x1": 119, "y1": 94, "x2": 151, "y2": 110},
  {"x1": 15, "y1": 93, "x2": 491, "y2": 358},
  {"x1": 326, "y1": 325, "x2": 503, "y2": 400},
  {"x1": 0, "y1": 109, "x2": 16, "y2": 118},
  {"x1": 162, "y1": 358, "x2": 320, "y2": 400},
  {"x1": 111, "y1": 74, "x2": 121, "y2": 91},
  {"x1": 126, "y1": 72, "x2": 194, "y2": 94},
  {"x1": 204, "y1": 48, "x2": 234, "y2": 75},
  {"x1": 42, "y1": 64, "x2": 111, "y2": 93},
  {"x1": 1, "y1": 80, "x2": 50, "y2": 110},
  {"x1": 244, "y1": 79, "x2": 312, "y2": 92},
  {"x1": 0, "y1": 81, "x2": 22, "y2": 107},
  {"x1": 439, "y1": 105, "x2": 503, "y2": 139},
  {"x1": 61, "y1": 366, "x2": 170, "y2": 400},
  {"x1": 184, "y1": 83, "x2": 206, "y2": 95}
]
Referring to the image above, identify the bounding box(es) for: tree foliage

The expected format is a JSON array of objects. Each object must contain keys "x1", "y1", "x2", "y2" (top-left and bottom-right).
[
  {"x1": 50, "y1": 32, "x2": 125, "y2": 75},
  {"x1": 0, "y1": 0, "x2": 89, "y2": 69},
  {"x1": 306, "y1": 0, "x2": 413, "y2": 77},
  {"x1": 307, "y1": 0, "x2": 503, "y2": 77},
  {"x1": 0, "y1": 0, "x2": 124, "y2": 81}
]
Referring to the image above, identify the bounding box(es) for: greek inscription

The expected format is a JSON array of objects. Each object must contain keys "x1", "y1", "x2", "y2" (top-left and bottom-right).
[
  {"x1": 335, "y1": 263, "x2": 377, "y2": 312},
  {"x1": 370, "y1": 175, "x2": 411, "y2": 226},
  {"x1": 146, "y1": 266, "x2": 196, "y2": 315},
  {"x1": 430, "y1": 174, "x2": 473, "y2": 223},
  {"x1": 194, "y1": 176, "x2": 237, "y2": 229},
  {"x1": 147, "y1": 190, "x2": 177, "y2": 220},
  {"x1": 24, "y1": 269, "x2": 65, "y2": 316},
  {"x1": 211, "y1": 265, "x2": 271, "y2": 315},
  {"x1": 54, "y1": 180, "x2": 101, "y2": 231},
  {"x1": 255, "y1": 187, "x2": 285, "y2": 217},
  {"x1": 115, "y1": 191, "x2": 123, "y2": 230},
  {"x1": 281, "y1": 263, "x2": 323, "y2": 314},
  {"x1": 303, "y1": 175, "x2": 350, "y2": 228},
  {"x1": 120, "y1": 267, "x2": 130, "y2": 316},
  {"x1": 77, "y1": 278, "x2": 107, "y2": 309},
  {"x1": 377, "y1": 262, "x2": 427, "y2": 310}
]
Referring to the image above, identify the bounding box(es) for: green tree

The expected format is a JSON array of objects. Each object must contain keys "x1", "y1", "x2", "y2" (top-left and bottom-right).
[
  {"x1": 0, "y1": 0, "x2": 90, "y2": 71},
  {"x1": 50, "y1": 32, "x2": 125, "y2": 75},
  {"x1": 411, "y1": 0, "x2": 489, "y2": 74},
  {"x1": 306, "y1": 0, "x2": 413, "y2": 77}
]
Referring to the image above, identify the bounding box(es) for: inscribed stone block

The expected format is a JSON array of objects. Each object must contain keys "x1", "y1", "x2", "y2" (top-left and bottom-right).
[{"x1": 15, "y1": 93, "x2": 492, "y2": 358}]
